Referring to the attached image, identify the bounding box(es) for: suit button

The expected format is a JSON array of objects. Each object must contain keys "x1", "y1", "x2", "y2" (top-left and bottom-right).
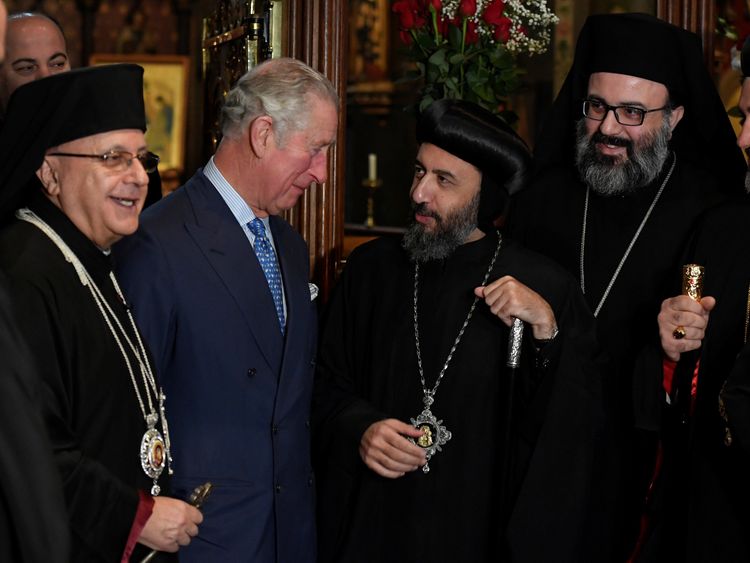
[
  {"x1": 247, "y1": 368, "x2": 257, "y2": 377},
  {"x1": 275, "y1": 484, "x2": 282, "y2": 493},
  {"x1": 272, "y1": 424, "x2": 279, "y2": 434},
  {"x1": 305, "y1": 419, "x2": 310, "y2": 429}
]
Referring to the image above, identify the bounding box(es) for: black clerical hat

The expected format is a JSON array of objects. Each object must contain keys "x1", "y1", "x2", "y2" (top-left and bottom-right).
[
  {"x1": 578, "y1": 13, "x2": 694, "y2": 105},
  {"x1": 0, "y1": 64, "x2": 146, "y2": 220},
  {"x1": 417, "y1": 99, "x2": 530, "y2": 232}
]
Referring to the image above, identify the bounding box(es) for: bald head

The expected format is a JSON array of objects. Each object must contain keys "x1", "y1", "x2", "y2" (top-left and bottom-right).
[{"x1": 0, "y1": 13, "x2": 69, "y2": 110}]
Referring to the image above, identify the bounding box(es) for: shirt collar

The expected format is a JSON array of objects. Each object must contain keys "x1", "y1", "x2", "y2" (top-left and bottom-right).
[{"x1": 204, "y1": 156, "x2": 260, "y2": 227}]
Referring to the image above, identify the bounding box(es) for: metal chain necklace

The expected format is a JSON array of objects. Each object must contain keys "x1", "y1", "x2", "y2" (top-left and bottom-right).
[
  {"x1": 411, "y1": 231, "x2": 503, "y2": 473},
  {"x1": 17, "y1": 208, "x2": 173, "y2": 495},
  {"x1": 580, "y1": 152, "x2": 676, "y2": 317}
]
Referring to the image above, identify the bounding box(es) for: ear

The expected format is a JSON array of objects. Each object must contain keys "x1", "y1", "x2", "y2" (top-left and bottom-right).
[
  {"x1": 668, "y1": 105, "x2": 685, "y2": 132},
  {"x1": 35, "y1": 158, "x2": 61, "y2": 197},
  {"x1": 248, "y1": 115, "x2": 275, "y2": 158}
]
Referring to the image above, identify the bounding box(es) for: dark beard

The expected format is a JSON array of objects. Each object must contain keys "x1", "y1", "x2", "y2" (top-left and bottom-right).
[
  {"x1": 574, "y1": 115, "x2": 672, "y2": 196},
  {"x1": 402, "y1": 191, "x2": 480, "y2": 262}
]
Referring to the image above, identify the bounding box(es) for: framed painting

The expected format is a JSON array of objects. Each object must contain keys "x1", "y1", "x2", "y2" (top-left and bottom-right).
[{"x1": 88, "y1": 54, "x2": 190, "y2": 172}]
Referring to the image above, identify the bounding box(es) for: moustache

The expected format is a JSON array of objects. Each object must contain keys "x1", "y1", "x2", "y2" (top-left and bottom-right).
[
  {"x1": 591, "y1": 131, "x2": 631, "y2": 149},
  {"x1": 412, "y1": 202, "x2": 442, "y2": 224}
]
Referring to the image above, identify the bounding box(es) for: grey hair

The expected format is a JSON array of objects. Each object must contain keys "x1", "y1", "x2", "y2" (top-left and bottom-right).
[{"x1": 219, "y1": 57, "x2": 338, "y2": 145}]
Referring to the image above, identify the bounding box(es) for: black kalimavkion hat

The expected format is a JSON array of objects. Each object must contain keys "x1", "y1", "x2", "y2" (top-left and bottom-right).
[{"x1": 0, "y1": 63, "x2": 146, "y2": 219}]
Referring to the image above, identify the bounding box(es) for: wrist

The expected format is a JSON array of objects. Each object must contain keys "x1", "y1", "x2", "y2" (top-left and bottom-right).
[{"x1": 532, "y1": 324, "x2": 559, "y2": 343}]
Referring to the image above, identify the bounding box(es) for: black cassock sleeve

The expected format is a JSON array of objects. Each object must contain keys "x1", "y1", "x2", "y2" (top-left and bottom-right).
[{"x1": 8, "y1": 277, "x2": 139, "y2": 561}]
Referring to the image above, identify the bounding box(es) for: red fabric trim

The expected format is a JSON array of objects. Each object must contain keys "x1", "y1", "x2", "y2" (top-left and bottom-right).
[
  {"x1": 628, "y1": 441, "x2": 664, "y2": 563},
  {"x1": 662, "y1": 357, "x2": 677, "y2": 396},
  {"x1": 121, "y1": 490, "x2": 155, "y2": 562},
  {"x1": 690, "y1": 359, "x2": 701, "y2": 415}
]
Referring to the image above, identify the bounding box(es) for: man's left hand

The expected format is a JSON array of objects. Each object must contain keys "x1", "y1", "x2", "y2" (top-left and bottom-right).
[{"x1": 475, "y1": 276, "x2": 557, "y2": 340}]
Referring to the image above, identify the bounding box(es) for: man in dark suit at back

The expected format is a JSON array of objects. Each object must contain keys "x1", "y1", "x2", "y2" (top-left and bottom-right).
[{"x1": 114, "y1": 57, "x2": 338, "y2": 562}]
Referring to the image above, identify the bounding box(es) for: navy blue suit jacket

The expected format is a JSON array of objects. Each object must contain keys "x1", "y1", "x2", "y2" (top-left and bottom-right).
[{"x1": 114, "y1": 170, "x2": 317, "y2": 562}]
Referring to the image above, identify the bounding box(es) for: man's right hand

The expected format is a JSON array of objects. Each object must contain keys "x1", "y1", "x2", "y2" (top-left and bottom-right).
[
  {"x1": 138, "y1": 496, "x2": 203, "y2": 552},
  {"x1": 360, "y1": 418, "x2": 427, "y2": 479},
  {"x1": 658, "y1": 295, "x2": 715, "y2": 361}
]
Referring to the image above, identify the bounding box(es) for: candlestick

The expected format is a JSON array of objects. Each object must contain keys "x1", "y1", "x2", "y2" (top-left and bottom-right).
[{"x1": 368, "y1": 153, "x2": 377, "y2": 182}]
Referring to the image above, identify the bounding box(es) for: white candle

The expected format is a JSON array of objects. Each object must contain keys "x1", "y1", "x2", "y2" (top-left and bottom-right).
[{"x1": 368, "y1": 153, "x2": 377, "y2": 181}]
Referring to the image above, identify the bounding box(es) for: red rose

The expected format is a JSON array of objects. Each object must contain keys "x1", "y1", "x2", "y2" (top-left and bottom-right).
[
  {"x1": 436, "y1": 15, "x2": 448, "y2": 35},
  {"x1": 393, "y1": 1, "x2": 416, "y2": 29},
  {"x1": 428, "y1": 0, "x2": 442, "y2": 11},
  {"x1": 393, "y1": 0, "x2": 426, "y2": 31},
  {"x1": 465, "y1": 19, "x2": 479, "y2": 44},
  {"x1": 483, "y1": 0, "x2": 505, "y2": 26},
  {"x1": 399, "y1": 29, "x2": 414, "y2": 45},
  {"x1": 459, "y1": 0, "x2": 476, "y2": 17},
  {"x1": 493, "y1": 16, "x2": 512, "y2": 42}
]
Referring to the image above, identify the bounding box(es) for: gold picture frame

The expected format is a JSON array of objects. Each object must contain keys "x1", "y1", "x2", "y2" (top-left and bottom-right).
[{"x1": 89, "y1": 54, "x2": 190, "y2": 172}]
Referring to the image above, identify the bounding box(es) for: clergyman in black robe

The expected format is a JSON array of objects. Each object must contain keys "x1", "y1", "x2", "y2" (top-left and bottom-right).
[
  {"x1": 508, "y1": 13, "x2": 747, "y2": 560},
  {"x1": 637, "y1": 198, "x2": 750, "y2": 562},
  {"x1": 0, "y1": 273, "x2": 69, "y2": 563},
  {"x1": 314, "y1": 100, "x2": 604, "y2": 563},
  {"x1": 0, "y1": 65, "x2": 202, "y2": 561},
  {"x1": 639, "y1": 45, "x2": 750, "y2": 560}
]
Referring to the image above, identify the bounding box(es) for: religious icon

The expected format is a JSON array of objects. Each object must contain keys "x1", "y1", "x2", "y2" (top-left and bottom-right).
[
  {"x1": 417, "y1": 424, "x2": 434, "y2": 448},
  {"x1": 151, "y1": 441, "x2": 164, "y2": 468},
  {"x1": 140, "y1": 428, "x2": 167, "y2": 479},
  {"x1": 410, "y1": 409, "x2": 451, "y2": 473}
]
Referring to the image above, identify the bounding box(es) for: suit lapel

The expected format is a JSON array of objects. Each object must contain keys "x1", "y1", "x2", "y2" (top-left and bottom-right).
[
  {"x1": 271, "y1": 217, "x2": 311, "y2": 398},
  {"x1": 183, "y1": 174, "x2": 284, "y2": 373}
]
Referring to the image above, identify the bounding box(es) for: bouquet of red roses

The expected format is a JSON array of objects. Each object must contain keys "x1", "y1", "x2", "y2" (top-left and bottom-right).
[{"x1": 392, "y1": 0, "x2": 557, "y2": 119}]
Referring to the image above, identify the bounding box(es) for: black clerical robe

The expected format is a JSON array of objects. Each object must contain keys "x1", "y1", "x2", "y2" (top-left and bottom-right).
[
  {"x1": 509, "y1": 158, "x2": 727, "y2": 559},
  {"x1": 0, "y1": 192, "x2": 170, "y2": 561},
  {"x1": 314, "y1": 233, "x2": 603, "y2": 563},
  {"x1": 636, "y1": 198, "x2": 750, "y2": 562},
  {"x1": 0, "y1": 274, "x2": 69, "y2": 562}
]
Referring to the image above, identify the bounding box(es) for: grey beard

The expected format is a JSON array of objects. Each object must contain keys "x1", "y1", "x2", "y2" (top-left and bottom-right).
[
  {"x1": 574, "y1": 116, "x2": 672, "y2": 196},
  {"x1": 402, "y1": 191, "x2": 480, "y2": 262}
]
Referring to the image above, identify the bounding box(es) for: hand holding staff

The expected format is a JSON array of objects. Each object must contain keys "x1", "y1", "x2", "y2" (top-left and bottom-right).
[
  {"x1": 140, "y1": 482, "x2": 212, "y2": 563},
  {"x1": 658, "y1": 264, "x2": 715, "y2": 361}
]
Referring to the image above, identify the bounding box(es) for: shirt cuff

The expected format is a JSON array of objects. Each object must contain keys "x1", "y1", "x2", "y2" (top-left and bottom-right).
[{"x1": 121, "y1": 490, "x2": 155, "y2": 562}]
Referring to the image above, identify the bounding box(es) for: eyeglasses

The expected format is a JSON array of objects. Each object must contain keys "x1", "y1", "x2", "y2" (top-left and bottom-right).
[
  {"x1": 47, "y1": 150, "x2": 160, "y2": 173},
  {"x1": 582, "y1": 99, "x2": 669, "y2": 127}
]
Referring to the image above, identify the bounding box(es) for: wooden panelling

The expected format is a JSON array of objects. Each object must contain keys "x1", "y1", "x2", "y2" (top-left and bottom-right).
[
  {"x1": 657, "y1": 0, "x2": 715, "y2": 67},
  {"x1": 282, "y1": 0, "x2": 348, "y2": 300}
]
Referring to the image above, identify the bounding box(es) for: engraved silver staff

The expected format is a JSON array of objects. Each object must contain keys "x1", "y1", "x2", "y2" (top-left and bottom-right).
[{"x1": 501, "y1": 317, "x2": 524, "y2": 521}]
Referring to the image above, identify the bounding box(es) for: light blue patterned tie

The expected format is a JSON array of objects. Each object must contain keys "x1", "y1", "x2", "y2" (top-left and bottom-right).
[{"x1": 248, "y1": 218, "x2": 285, "y2": 333}]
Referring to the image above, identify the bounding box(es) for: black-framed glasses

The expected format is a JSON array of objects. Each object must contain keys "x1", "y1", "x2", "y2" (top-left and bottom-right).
[
  {"x1": 47, "y1": 150, "x2": 160, "y2": 173},
  {"x1": 582, "y1": 99, "x2": 669, "y2": 127}
]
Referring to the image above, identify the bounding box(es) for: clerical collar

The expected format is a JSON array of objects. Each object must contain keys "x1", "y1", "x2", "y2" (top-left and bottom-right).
[{"x1": 24, "y1": 191, "x2": 113, "y2": 280}]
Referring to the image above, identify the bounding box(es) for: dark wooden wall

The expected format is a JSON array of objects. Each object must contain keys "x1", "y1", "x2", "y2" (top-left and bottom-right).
[
  {"x1": 657, "y1": 0, "x2": 715, "y2": 68},
  {"x1": 282, "y1": 0, "x2": 347, "y2": 300}
]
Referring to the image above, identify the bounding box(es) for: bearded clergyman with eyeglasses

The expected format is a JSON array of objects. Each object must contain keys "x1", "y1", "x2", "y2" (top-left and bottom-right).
[
  {"x1": 508, "y1": 13, "x2": 748, "y2": 563},
  {"x1": 0, "y1": 65, "x2": 203, "y2": 561}
]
